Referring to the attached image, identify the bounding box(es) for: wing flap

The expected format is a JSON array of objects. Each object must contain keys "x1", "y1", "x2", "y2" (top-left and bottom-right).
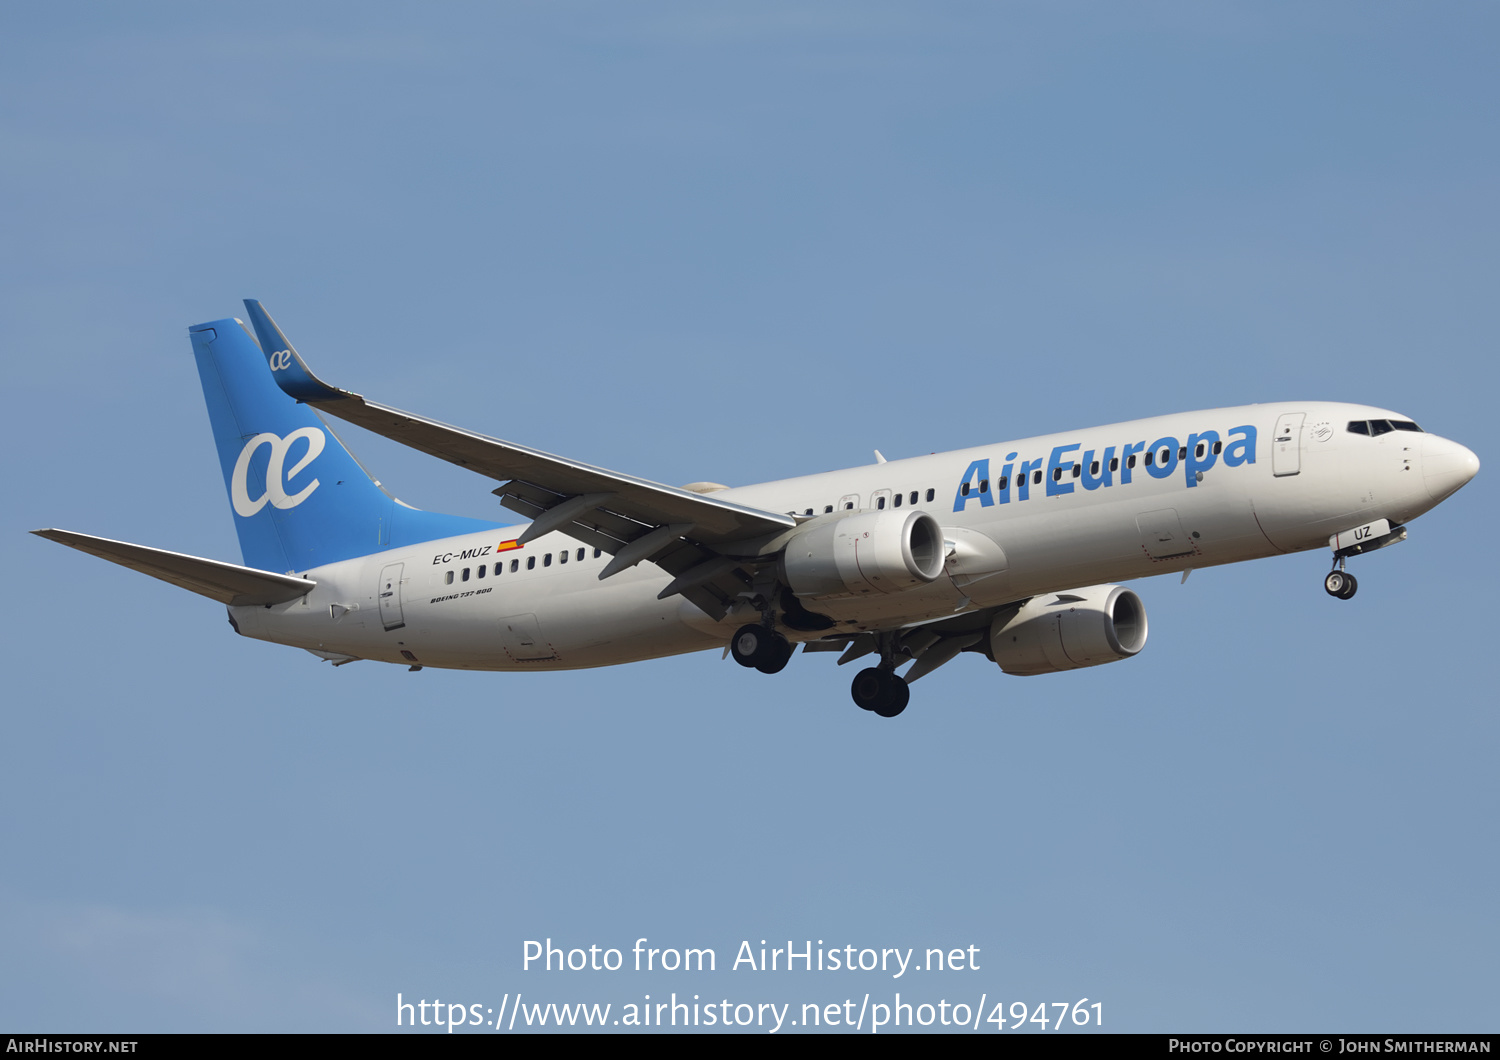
[{"x1": 32, "y1": 529, "x2": 315, "y2": 607}]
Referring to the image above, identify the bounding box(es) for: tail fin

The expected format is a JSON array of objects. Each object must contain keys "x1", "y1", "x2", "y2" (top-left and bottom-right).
[{"x1": 189, "y1": 310, "x2": 498, "y2": 573}]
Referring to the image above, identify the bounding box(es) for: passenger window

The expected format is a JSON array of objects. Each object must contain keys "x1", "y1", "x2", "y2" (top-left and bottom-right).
[
  {"x1": 979, "y1": 479, "x2": 989, "y2": 493},
  {"x1": 804, "y1": 508, "x2": 813, "y2": 515},
  {"x1": 926, "y1": 489, "x2": 935, "y2": 502},
  {"x1": 824, "y1": 505, "x2": 834, "y2": 514},
  {"x1": 876, "y1": 496, "x2": 886, "y2": 509},
  {"x1": 511, "y1": 558, "x2": 520, "y2": 572},
  {"x1": 1052, "y1": 467, "x2": 1062, "y2": 482},
  {"x1": 910, "y1": 491, "x2": 918, "y2": 505},
  {"x1": 893, "y1": 494, "x2": 903, "y2": 507},
  {"x1": 527, "y1": 556, "x2": 535, "y2": 570},
  {"x1": 478, "y1": 565, "x2": 486, "y2": 578},
  {"x1": 1145, "y1": 451, "x2": 1154, "y2": 466},
  {"x1": 462, "y1": 568, "x2": 470, "y2": 582},
  {"x1": 961, "y1": 483, "x2": 971, "y2": 496},
  {"x1": 1195, "y1": 444, "x2": 1205, "y2": 458},
  {"x1": 593, "y1": 549, "x2": 602, "y2": 558},
  {"x1": 578, "y1": 548, "x2": 586, "y2": 561},
  {"x1": 1090, "y1": 461, "x2": 1100, "y2": 475},
  {"x1": 845, "y1": 502, "x2": 854, "y2": 510},
  {"x1": 998, "y1": 475, "x2": 1008, "y2": 490},
  {"x1": 1178, "y1": 447, "x2": 1186, "y2": 461},
  {"x1": 1032, "y1": 470, "x2": 1042, "y2": 485},
  {"x1": 559, "y1": 549, "x2": 568, "y2": 563},
  {"x1": 1127, "y1": 455, "x2": 1136, "y2": 469},
  {"x1": 445, "y1": 571, "x2": 454, "y2": 585},
  {"x1": 544, "y1": 553, "x2": 553, "y2": 567},
  {"x1": 1212, "y1": 442, "x2": 1222, "y2": 455},
  {"x1": 1110, "y1": 457, "x2": 1119, "y2": 472}
]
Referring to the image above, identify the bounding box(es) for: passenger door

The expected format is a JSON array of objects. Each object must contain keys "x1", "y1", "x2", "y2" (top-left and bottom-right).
[
  {"x1": 378, "y1": 563, "x2": 405, "y2": 631},
  {"x1": 1272, "y1": 412, "x2": 1305, "y2": 477}
]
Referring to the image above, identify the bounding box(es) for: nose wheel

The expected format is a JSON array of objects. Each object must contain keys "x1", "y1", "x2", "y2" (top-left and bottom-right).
[{"x1": 1324, "y1": 568, "x2": 1358, "y2": 600}]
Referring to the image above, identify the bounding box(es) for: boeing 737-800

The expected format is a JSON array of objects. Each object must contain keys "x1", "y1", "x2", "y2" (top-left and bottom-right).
[{"x1": 35, "y1": 302, "x2": 1480, "y2": 717}]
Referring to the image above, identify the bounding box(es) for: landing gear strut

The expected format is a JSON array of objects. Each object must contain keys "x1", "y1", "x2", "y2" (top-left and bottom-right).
[
  {"x1": 731, "y1": 623, "x2": 794, "y2": 674},
  {"x1": 850, "y1": 667, "x2": 909, "y2": 717}
]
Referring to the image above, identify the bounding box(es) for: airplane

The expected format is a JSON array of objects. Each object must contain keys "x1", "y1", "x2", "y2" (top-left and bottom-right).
[{"x1": 34, "y1": 301, "x2": 1480, "y2": 718}]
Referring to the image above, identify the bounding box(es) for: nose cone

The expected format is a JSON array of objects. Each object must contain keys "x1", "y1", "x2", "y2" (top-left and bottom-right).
[{"x1": 1423, "y1": 434, "x2": 1480, "y2": 504}]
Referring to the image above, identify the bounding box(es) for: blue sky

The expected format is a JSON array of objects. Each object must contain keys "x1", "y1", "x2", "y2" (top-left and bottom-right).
[{"x1": 2, "y1": 2, "x2": 1495, "y2": 1033}]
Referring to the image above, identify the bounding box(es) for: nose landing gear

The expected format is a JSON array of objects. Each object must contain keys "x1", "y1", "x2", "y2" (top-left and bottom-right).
[
  {"x1": 1324, "y1": 564, "x2": 1358, "y2": 600},
  {"x1": 1323, "y1": 519, "x2": 1409, "y2": 600}
]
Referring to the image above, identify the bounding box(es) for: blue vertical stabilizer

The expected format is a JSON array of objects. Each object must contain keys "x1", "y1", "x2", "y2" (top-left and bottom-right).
[{"x1": 189, "y1": 315, "x2": 499, "y2": 573}]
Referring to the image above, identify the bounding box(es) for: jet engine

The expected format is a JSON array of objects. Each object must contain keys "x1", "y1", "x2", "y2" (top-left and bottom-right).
[
  {"x1": 782, "y1": 509, "x2": 946, "y2": 600},
  {"x1": 989, "y1": 584, "x2": 1147, "y2": 675}
]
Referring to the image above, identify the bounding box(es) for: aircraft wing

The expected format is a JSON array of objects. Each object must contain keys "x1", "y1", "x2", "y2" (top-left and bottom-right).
[
  {"x1": 244, "y1": 301, "x2": 796, "y2": 619},
  {"x1": 32, "y1": 529, "x2": 315, "y2": 606}
]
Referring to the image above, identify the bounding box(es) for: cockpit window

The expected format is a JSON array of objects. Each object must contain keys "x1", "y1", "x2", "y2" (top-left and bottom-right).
[{"x1": 1348, "y1": 419, "x2": 1423, "y2": 436}]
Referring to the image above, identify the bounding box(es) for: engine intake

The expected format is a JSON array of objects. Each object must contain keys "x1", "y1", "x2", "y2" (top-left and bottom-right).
[
  {"x1": 783, "y1": 510, "x2": 946, "y2": 599},
  {"x1": 990, "y1": 584, "x2": 1147, "y2": 675}
]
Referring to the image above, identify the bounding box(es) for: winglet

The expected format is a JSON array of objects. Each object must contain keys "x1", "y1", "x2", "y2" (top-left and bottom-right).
[{"x1": 243, "y1": 299, "x2": 356, "y2": 405}]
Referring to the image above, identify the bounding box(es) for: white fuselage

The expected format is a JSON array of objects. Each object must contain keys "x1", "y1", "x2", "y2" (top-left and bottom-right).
[{"x1": 228, "y1": 402, "x2": 1472, "y2": 671}]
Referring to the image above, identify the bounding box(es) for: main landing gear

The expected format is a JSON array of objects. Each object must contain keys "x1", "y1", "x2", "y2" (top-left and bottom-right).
[
  {"x1": 730, "y1": 621, "x2": 910, "y2": 718},
  {"x1": 730, "y1": 623, "x2": 794, "y2": 674},
  {"x1": 850, "y1": 666, "x2": 909, "y2": 718}
]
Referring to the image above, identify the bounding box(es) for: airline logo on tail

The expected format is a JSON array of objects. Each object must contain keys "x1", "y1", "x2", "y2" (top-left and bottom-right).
[{"x1": 231, "y1": 428, "x2": 326, "y2": 517}]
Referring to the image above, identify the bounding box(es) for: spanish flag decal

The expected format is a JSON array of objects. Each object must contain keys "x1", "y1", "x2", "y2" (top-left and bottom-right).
[{"x1": 496, "y1": 538, "x2": 522, "y2": 552}]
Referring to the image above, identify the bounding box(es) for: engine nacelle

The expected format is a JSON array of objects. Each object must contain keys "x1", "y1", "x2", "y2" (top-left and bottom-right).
[
  {"x1": 990, "y1": 584, "x2": 1147, "y2": 676},
  {"x1": 783, "y1": 509, "x2": 946, "y2": 600}
]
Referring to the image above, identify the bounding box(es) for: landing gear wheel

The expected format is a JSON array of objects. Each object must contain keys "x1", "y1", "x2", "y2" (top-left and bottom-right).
[
  {"x1": 850, "y1": 667, "x2": 909, "y2": 717},
  {"x1": 874, "y1": 677, "x2": 910, "y2": 718},
  {"x1": 851, "y1": 668, "x2": 883, "y2": 711},
  {"x1": 731, "y1": 624, "x2": 769, "y2": 668},
  {"x1": 1324, "y1": 570, "x2": 1358, "y2": 600},
  {"x1": 755, "y1": 635, "x2": 795, "y2": 675},
  {"x1": 731, "y1": 624, "x2": 792, "y2": 672}
]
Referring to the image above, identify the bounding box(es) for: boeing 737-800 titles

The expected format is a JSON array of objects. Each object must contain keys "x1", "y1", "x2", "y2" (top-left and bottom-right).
[{"x1": 35, "y1": 302, "x2": 1480, "y2": 717}]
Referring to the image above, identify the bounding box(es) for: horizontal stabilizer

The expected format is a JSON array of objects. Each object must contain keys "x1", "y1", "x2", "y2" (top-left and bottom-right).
[{"x1": 31, "y1": 529, "x2": 316, "y2": 606}]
